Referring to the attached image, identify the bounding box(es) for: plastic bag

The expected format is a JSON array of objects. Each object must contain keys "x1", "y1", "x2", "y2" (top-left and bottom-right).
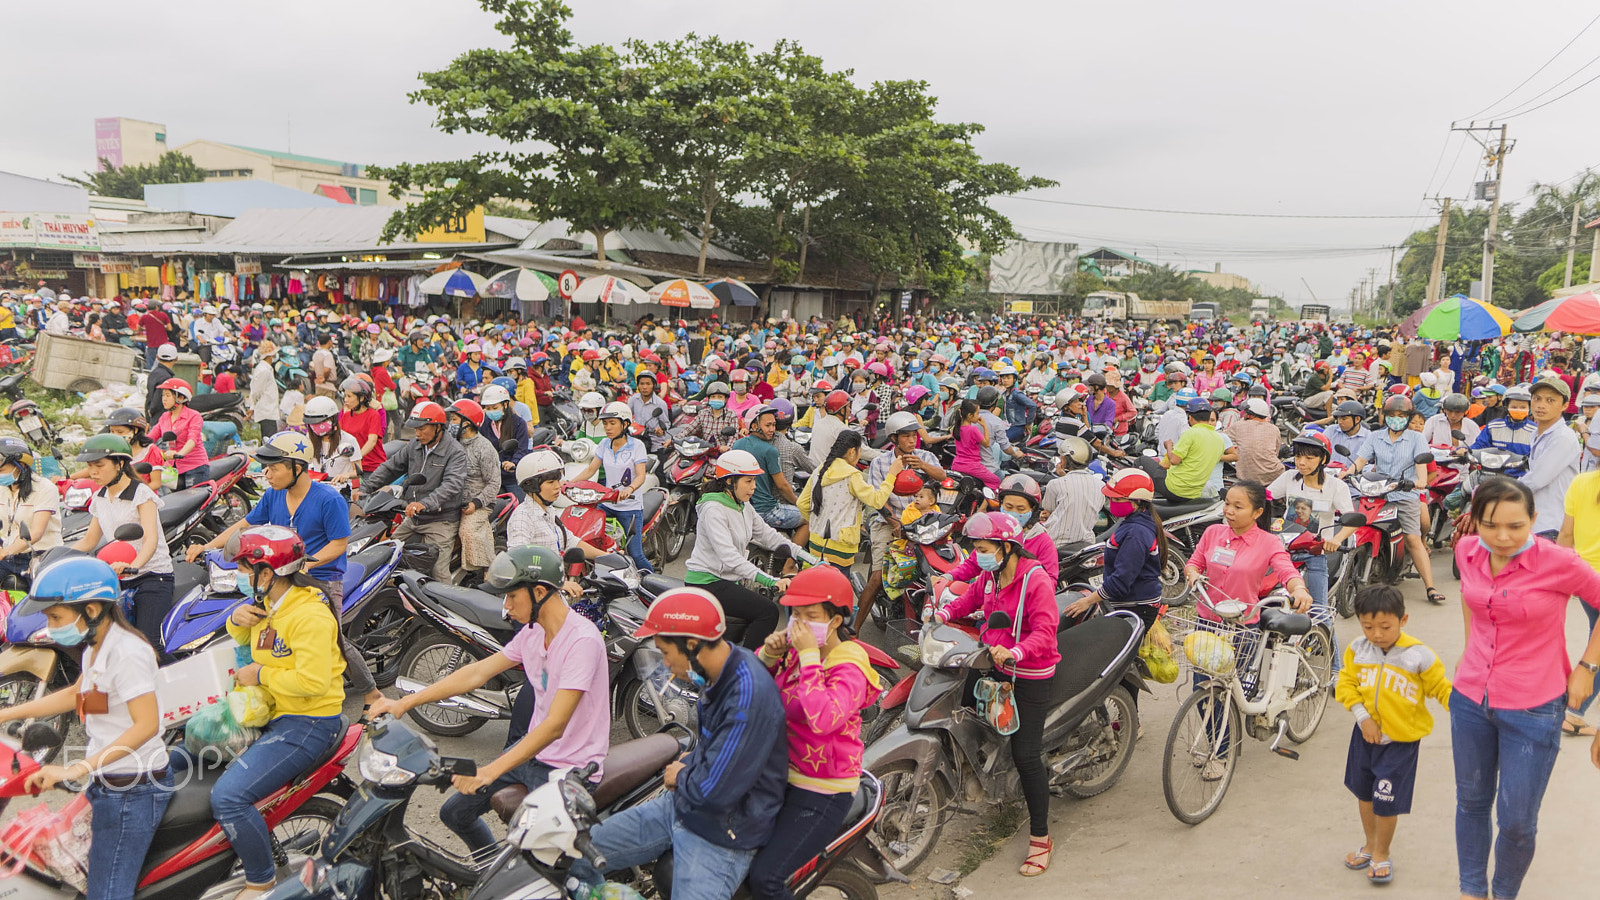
[
  {"x1": 0, "y1": 794, "x2": 92, "y2": 893},
  {"x1": 227, "y1": 686, "x2": 276, "y2": 728},
  {"x1": 1139, "y1": 620, "x2": 1180, "y2": 684},
  {"x1": 381, "y1": 390, "x2": 399, "y2": 411},
  {"x1": 185, "y1": 696, "x2": 260, "y2": 761}
]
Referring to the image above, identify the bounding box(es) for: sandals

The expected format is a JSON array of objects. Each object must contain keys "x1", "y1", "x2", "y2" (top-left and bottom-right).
[
  {"x1": 1020, "y1": 836, "x2": 1052, "y2": 877},
  {"x1": 1343, "y1": 849, "x2": 1372, "y2": 870},
  {"x1": 1425, "y1": 588, "x2": 1446, "y2": 606},
  {"x1": 1367, "y1": 859, "x2": 1393, "y2": 884},
  {"x1": 1562, "y1": 715, "x2": 1597, "y2": 737}
]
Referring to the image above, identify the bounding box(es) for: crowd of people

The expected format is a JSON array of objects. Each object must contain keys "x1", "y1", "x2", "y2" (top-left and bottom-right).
[{"x1": 5, "y1": 279, "x2": 1600, "y2": 899}]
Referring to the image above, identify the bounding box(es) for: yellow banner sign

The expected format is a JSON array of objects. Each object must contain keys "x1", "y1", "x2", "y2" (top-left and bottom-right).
[
  {"x1": 1007, "y1": 300, "x2": 1034, "y2": 314},
  {"x1": 416, "y1": 207, "x2": 486, "y2": 244}
]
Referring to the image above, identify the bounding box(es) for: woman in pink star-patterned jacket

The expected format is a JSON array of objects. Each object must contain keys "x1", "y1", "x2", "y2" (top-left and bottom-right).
[{"x1": 749, "y1": 566, "x2": 881, "y2": 900}]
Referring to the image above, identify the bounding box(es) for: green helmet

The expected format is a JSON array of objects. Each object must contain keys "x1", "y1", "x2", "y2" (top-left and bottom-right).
[
  {"x1": 481, "y1": 545, "x2": 562, "y2": 596},
  {"x1": 75, "y1": 433, "x2": 133, "y2": 463}
]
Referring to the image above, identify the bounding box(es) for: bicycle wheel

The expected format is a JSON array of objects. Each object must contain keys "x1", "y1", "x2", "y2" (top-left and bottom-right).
[
  {"x1": 1162, "y1": 683, "x2": 1241, "y2": 825},
  {"x1": 1286, "y1": 625, "x2": 1334, "y2": 743}
]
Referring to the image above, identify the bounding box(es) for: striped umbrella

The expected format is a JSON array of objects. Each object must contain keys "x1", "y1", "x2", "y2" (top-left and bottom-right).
[
  {"x1": 1512, "y1": 295, "x2": 1566, "y2": 333},
  {"x1": 647, "y1": 278, "x2": 718, "y2": 309},
  {"x1": 483, "y1": 268, "x2": 555, "y2": 303},
  {"x1": 418, "y1": 267, "x2": 487, "y2": 298},
  {"x1": 570, "y1": 275, "x2": 648, "y2": 306},
  {"x1": 1540, "y1": 291, "x2": 1600, "y2": 335},
  {"x1": 1414, "y1": 294, "x2": 1513, "y2": 341}
]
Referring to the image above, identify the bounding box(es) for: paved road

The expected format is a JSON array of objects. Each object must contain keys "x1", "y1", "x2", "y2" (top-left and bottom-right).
[{"x1": 884, "y1": 553, "x2": 1600, "y2": 899}]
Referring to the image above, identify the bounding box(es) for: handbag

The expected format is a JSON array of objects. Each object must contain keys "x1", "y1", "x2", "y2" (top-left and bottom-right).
[
  {"x1": 0, "y1": 793, "x2": 92, "y2": 892},
  {"x1": 973, "y1": 676, "x2": 1018, "y2": 735}
]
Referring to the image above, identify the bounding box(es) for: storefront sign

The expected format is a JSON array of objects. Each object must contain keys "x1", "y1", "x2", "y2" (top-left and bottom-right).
[
  {"x1": 234, "y1": 256, "x2": 262, "y2": 275},
  {"x1": 72, "y1": 252, "x2": 101, "y2": 268},
  {"x1": 415, "y1": 206, "x2": 486, "y2": 244},
  {"x1": 94, "y1": 118, "x2": 123, "y2": 170},
  {"x1": 1007, "y1": 300, "x2": 1034, "y2": 314},
  {"x1": 31, "y1": 214, "x2": 99, "y2": 251},
  {"x1": 31, "y1": 270, "x2": 68, "y2": 280},
  {"x1": 0, "y1": 213, "x2": 34, "y2": 248},
  {"x1": 98, "y1": 256, "x2": 136, "y2": 275}
]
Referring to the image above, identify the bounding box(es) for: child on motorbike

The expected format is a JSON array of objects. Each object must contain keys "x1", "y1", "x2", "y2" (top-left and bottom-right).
[
  {"x1": 750, "y1": 567, "x2": 881, "y2": 900},
  {"x1": 0, "y1": 557, "x2": 172, "y2": 900}
]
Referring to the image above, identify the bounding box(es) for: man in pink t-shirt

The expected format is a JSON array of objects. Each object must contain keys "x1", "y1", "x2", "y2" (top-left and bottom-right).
[{"x1": 368, "y1": 545, "x2": 609, "y2": 853}]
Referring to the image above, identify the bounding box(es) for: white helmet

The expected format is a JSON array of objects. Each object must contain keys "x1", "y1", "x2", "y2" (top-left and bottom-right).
[
  {"x1": 883, "y1": 411, "x2": 921, "y2": 436},
  {"x1": 713, "y1": 449, "x2": 763, "y2": 479},
  {"x1": 302, "y1": 395, "x2": 340, "y2": 423},
  {"x1": 578, "y1": 391, "x2": 606, "y2": 411},
  {"x1": 480, "y1": 384, "x2": 511, "y2": 407},
  {"x1": 515, "y1": 449, "x2": 565, "y2": 489},
  {"x1": 156, "y1": 343, "x2": 178, "y2": 361},
  {"x1": 598, "y1": 401, "x2": 632, "y2": 423}
]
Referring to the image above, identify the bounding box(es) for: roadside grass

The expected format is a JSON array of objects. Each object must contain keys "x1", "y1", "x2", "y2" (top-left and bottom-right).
[{"x1": 954, "y1": 802, "x2": 1025, "y2": 876}]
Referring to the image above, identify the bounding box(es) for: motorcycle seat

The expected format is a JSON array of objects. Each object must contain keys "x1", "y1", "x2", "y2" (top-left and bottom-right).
[
  {"x1": 640, "y1": 573, "x2": 686, "y2": 598},
  {"x1": 158, "y1": 487, "x2": 212, "y2": 530},
  {"x1": 641, "y1": 489, "x2": 665, "y2": 523},
  {"x1": 1151, "y1": 497, "x2": 1215, "y2": 517},
  {"x1": 492, "y1": 495, "x2": 515, "y2": 518},
  {"x1": 527, "y1": 426, "x2": 557, "y2": 447},
  {"x1": 421, "y1": 580, "x2": 510, "y2": 632},
  {"x1": 186, "y1": 391, "x2": 241, "y2": 414},
  {"x1": 1049, "y1": 614, "x2": 1141, "y2": 707},
  {"x1": 1258, "y1": 607, "x2": 1313, "y2": 637},
  {"x1": 492, "y1": 731, "x2": 681, "y2": 823},
  {"x1": 342, "y1": 543, "x2": 396, "y2": 595},
  {"x1": 205, "y1": 454, "x2": 246, "y2": 483}
]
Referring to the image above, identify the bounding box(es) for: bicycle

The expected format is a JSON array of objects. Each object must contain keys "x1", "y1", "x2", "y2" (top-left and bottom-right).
[{"x1": 1159, "y1": 576, "x2": 1335, "y2": 824}]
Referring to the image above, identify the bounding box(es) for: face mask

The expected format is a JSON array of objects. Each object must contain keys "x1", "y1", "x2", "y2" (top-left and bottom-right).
[
  {"x1": 974, "y1": 551, "x2": 1003, "y2": 573},
  {"x1": 1507, "y1": 408, "x2": 1528, "y2": 421},
  {"x1": 447, "y1": 423, "x2": 462, "y2": 439},
  {"x1": 708, "y1": 399, "x2": 726, "y2": 410},
  {"x1": 1001, "y1": 509, "x2": 1031, "y2": 529},
  {"x1": 310, "y1": 421, "x2": 334, "y2": 436},
  {"x1": 0, "y1": 473, "x2": 15, "y2": 488},
  {"x1": 47, "y1": 618, "x2": 87, "y2": 648},
  {"x1": 1477, "y1": 534, "x2": 1535, "y2": 557},
  {"x1": 236, "y1": 572, "x2": 255, "y2": 597},
  {"x1": 734, "y1": 385, "x2": 747, "y2": 394},
  {"x1": 798, "y1": 620, "x2": 831, "y2": 647},
  {"x1": 1385, "y1": 416, "x2": 1407, "y2": 432},
  {"x1": 486, "y1": 408, "x2": 504, "y2": 421},
  {"x1": 1108, "y1": 499, "x2": 1135, "y2": 518}
]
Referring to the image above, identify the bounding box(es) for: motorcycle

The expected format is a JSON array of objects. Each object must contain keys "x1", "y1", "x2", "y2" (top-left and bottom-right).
[
  {"x1": 188, "y1": 390, "x2": 247, "y2": 431},
  {"x1": 558, "y1": 480, "x2": 670, "y2": 570},
  {"x1": 0, "y1": 719, "x2": 360, "y2": 900},
  {"x1": 658, "y1": 431, "x2": 720, "y2": 562},
  {"x1": 1328, "y1": 452, "x2": 1434, "y2": 615},
  {"x1": 1447, "y1": 444, "x2": 1527, "y2": 579},
  {"x1": 864, "y1": 602, "x2": 1146, "y2": 873}
]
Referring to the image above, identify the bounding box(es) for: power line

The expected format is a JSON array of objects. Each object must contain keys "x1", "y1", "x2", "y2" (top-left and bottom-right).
[
  {"x1": 1465, "y1": 10, "x2": 1600, "y2": 119},
  {"x1": 1494, "y1": 66, "x2": 1600, "y2": 120},
  {"x1": 997, "y1": 195, "x2": 1418, "y2": 219}
]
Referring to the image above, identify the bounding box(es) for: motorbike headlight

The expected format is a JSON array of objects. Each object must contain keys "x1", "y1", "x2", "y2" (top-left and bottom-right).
[
  {"x1": 64, "y1": 487, "x2": 91, "y2": 511},
  {"x1": 911, "y1": 520, "x2": 954, "y2": 545},
  {"x1": 356, "y1": 737, "x2": 414, "y2": 787},
  {"x1": 346, "y1": 536, "x2": 371, "y2": 556},
  {"x1": 208, "y1": 562, "x2": 239, "y2": 594},
  {"x1": 920, "y1": 628, "x2": 958, "y2": 667},
  {"x1": 566, "y1": 487, "x2": 604, "y2": 504},
  {"x1": 609, "y1": 567, "x2": 641, "y2": 591}
]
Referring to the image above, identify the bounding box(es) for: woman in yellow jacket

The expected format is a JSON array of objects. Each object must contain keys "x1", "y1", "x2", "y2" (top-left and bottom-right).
[
  {"x1": 798, "y1": 429, "x2": 901, "y2": 569},
  {"x1": 214, "y1": 524, "x2": 346, "y2": 899}
]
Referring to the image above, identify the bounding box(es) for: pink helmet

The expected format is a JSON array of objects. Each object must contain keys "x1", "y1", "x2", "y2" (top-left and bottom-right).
[
  {"x1": 867, "y1": 360, "x2": 892, "y2": 377},
  {"x1": 962, "y1": 510, "x2": 1025, "y2": 546},
  {"x1": 903, "y1": 385, "x2": 930, "y2": 406}
]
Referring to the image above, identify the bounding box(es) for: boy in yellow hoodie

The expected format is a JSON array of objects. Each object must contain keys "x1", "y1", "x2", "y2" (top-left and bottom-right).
[{"x1": 1334, "y1": 584, "x2": 1452, "y2": 885}]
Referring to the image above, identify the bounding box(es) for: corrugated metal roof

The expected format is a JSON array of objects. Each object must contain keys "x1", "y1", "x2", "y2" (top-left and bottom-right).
[
  {"x1": 144, "y1": 180, "x2": 341, "y2": 218},
  {"x1": 518, "y1": 221, "x2": 744, "y2": 261},
  {"x1": 279, "y1": 257, "x2": 454, "y2": 272},
  {"x1": 483, "y1": 215, "x2": 538, "y2": 241},
  {"x1": 0, "y1": 171, "x2": 90, "y2": 213},
  {"x1": 222, "y1": 144, "x2": 362, "y2": 172}
]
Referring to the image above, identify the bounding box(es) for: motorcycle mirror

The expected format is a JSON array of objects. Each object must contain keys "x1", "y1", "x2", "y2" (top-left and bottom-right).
[
  {"x1": 20, "y1": 722, "x2": 62, "y2": 758},
  {"x1": 404, "y1": 474, "x2": 426, "y2": 487},
  {"x1": 133, "y1": 461, "x2": 153, "y2": 476},
  {"x1": 112, "y1": 524, "x2": 144, "y2": 543},
  {"x1": 1413, "y1": 453, "x2": 1434, "y2": 465},
  {"x1": 439, "y1": 756, "x2": 477, "y2": 778},
  {"x1": 1338, "y1": 512, "x2": 1367, "y2": 528},
  {"x1": 1451, "y1": 429, "x2": 1467, "y2": 441},
  {"x1": 562, "y1": 547, "x2": 586, "y2": 567},
  {"x1": 986, "y1": 610, "x2": 1013, "y2": 630},
  {"x1": 719, "y1": 426, "x2": 737, "y2": 437},
  {"x1": 15, "y1": 524, "x2": 29, "y2": 543},
  {"x1": 499, "y1": 439, "x2": 519, "y2": 454},
  {"x1": 1277, "y1": 445, "x2": 1294, "y2": 459},
  {"x1": 1334, "y1": 444, "x2": 1351, "y2": 457},
  {"x1": 160, "y1": 431, "x2": 178, "y2": 443},
  {"x1": 339, "y1": 446, "x2": 355, "y2": 457}
]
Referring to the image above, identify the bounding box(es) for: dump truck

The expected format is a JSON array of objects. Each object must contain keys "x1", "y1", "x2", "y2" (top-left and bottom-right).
[{"x1": 1081, "y1": 291, "x2": 1191, "y2": 324}]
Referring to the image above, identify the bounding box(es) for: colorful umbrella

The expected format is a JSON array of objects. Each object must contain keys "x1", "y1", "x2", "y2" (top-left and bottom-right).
[
  {"x1": 1414, "y1": 294, "x2": 1513, "y2": 341},
  {"x1": 647, "y1": 278, "x2": 718, "y2": 309},
  {"x1": 706, "y1": 278, "x2": 760, "y2": 308},
  {"x1": 1511, "y1": 295, "x2": 1565, "y2": 333},
  {"x1": 418, "y1": 267, "x2": 487, "y2": 298},
  {"x1": 570, "y1": 275, "x2": 648, "y2": 306},
  {"x1": 1539, "y1": 291, "x2": 1600, "y2": 335},
  {"x1": 483, "y1": 268, "x2": 555, "y2": 303},
  {"x1": 1396, "y1": 299, "x2": 1442, "y2": 339}
]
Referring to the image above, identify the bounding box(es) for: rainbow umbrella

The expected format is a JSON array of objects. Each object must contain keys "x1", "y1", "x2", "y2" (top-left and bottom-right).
[
  {"x1": 1512, "y1": 295, "x2": 1565, "y2": 333},
  {"x1": 1414, "y1": 294, "x2": 1512, "y2": 341},
  {"x1": 1533, "y1": 291, "x2": 1600, "y2": 335}
]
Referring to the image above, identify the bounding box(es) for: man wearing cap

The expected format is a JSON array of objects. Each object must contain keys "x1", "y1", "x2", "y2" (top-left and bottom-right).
[
  {"x1": 1352, "y1": 396, "x2": 1442, "y2": 603},
  {"x1": 1225, "y1": 397, "x2": 1283, "y2": 486},
  {"x1": 359, "y1": 402, "x2": 468, "y2": 582},
  {"x1": 1524, "y1": 376, "x2": 1580, "y2": 538},
  {"x1": 1157, "y1": 390, "x2": 1197, "y2": 453}
]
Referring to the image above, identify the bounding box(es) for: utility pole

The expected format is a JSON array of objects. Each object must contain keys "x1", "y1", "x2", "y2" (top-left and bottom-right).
[
  {"x1": 1425, "y1": 197, "x2": 1452, "y2": 306},
  {"x1": 1453, "y1": 122, "x2": 1512, "y2": 304},
  {"x1": 1367, "y1": 268, "x2": 1378, "y2": 318},
  {"x1": 1565, "y1": 199, "x2": 1584, "y2": 289},
  {"x1": 1386, "y1": 245, "x2": 1397, "y2": 319}
]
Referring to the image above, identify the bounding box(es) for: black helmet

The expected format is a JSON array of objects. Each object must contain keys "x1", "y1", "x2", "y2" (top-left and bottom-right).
[
  {"x1": 104, "y1": 407, "x2": 149, "y2": 435},
  {"x1": 1335, "y1": 400, "x2": 1366, "y2": 419},
  {"x1": 481, "y1": 545, "x2": 562, "y2": 596},
  {"x1": 1442, "y1": 393, "x2": 1470, "y2": 413},
  {"x1": 1382, "y1": 395, "x2": 1413, "y2": 414},
  {"x1": 975, "y1": 386, "x2": 1002, "y2": 408}
]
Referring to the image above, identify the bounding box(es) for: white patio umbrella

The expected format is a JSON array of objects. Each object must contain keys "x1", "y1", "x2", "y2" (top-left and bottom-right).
[
  {"x1": 483, "y1": 268, "x2": 554, "y2": 303},
  {"x1": 570, "y1": 275, "x2": 648, "y2": 306},
  {"x1": 418, "y1": 267, "x2": 488, "y2": 298}
]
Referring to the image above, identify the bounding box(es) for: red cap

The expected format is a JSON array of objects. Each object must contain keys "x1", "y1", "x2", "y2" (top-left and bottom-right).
[{"x1": 634, "y1": 588, "x2": 727, "y2": 640}]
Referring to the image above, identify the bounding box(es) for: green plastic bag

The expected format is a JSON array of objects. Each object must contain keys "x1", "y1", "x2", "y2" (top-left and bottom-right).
[{"x1": 184, "y1": 697, "x2": 260, "y2": 761}]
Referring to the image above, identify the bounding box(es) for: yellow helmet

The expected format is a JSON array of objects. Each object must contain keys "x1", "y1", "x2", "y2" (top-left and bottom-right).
[{"x1": 255, "y1": 430, "x2": 314, "y2": 467}]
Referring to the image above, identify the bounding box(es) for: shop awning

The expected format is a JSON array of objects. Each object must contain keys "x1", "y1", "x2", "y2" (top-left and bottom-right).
[{"x1": 316, "y1": 184, "x2": 355, "y2": 204}]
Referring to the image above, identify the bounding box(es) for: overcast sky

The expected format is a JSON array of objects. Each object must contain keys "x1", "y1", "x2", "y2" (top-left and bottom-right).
[{"x1": 9, "y1": 0, "x2": 1600, "y2": 308}]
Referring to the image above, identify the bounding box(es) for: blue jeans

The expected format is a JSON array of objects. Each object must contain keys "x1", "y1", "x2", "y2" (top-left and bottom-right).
[
  {"x1": 1452, "y1": 689, "x2": 1564, "y2": 899},
  {"x1": 210, "y1": 714, "x2": 344, "y2": 884},
  {"x1": 1576, "y1": 602, "x2": 1600, "y2": 716},
  {"x1": 758, "y1": 503, "x2": 802, "y2": 531},
  {"x1": 746, "y1": 787, "x2": 854, "y2": 900},
  {"x1": 570, "y1": 793, "x2": 757, "y2": 900},
  {"x1": 1301, "y1": 554, "x2": 1339, "y2": 673},
  {"x1": 602, "y1": 504, "x2": 653, "y2": 574},
  {"x1": 439, "y1": 759, "x2": 557, "y2": 853},
  {"x1": 87, "y1": 773, "x2": 173, "y2": 900}
]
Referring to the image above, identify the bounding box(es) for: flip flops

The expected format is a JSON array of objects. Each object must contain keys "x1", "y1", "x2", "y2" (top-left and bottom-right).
[
  {"x1": 1343, "y1": 849, "x2": 1372, "y2": 870},
  {"x1": 1367, "y1": 859, "x2": 1393, "y2": 884}
]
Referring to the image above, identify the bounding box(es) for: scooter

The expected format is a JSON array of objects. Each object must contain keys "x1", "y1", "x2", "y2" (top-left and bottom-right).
[
  {"x1": 1331, "y1": 453, "x2": 1434, "y2": 612},
  {"x1": 558, "y1": 480, "x2": 670, "y2": 568},
  {"x1": 864, "y1": 603, "x2": 1146, "y2": 874},
  {"x1": 659, "y1": 431, "x2": 719, "y2": 562},
  {"x1": 0, "y1": 715, "x2": 361, "y2": 900}
]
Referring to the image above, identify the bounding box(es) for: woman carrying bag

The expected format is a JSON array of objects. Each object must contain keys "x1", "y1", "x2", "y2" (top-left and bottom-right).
[{"x1": 0, "y1": 557, "x2": 170, "y2": 900}]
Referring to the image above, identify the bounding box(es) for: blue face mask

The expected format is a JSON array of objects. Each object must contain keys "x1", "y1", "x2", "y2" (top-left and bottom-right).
[
  {"x1": 0, "y1": 473, "x2": 15, "y2": 488},
  {"x1": 47, "y1": 618, "x2": 87, "y2": 647},
  {"x1": 1385, "y1": 416, "x2": 1408, "y2": 432},
  {"x1": 236, "y1": 572, "x2": 255, "y2": 597},
  {"x1": 974, "y1": 551, "x2": 1003, "y2": 572},
  {"x1": 708, "y1": 399, "x2": 726, "y2": 410},
  {"x1": 486, "y1": 409, "x2": 504, "y2": 421},
  {"x1": 686, "y1": 670, "x2": 708, "y2": 690},
  {"x1": 1000, "y1": 509, "x2": 1030, "y2": 529},
  {"x1": 1477, "y1": 535, "x2": 1536, "y2": 558}
]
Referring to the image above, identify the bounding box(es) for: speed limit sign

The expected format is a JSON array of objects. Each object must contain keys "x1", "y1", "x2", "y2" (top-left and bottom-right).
[{"x1": 558, "y1": 270, "x2": 580, "y2": 299}]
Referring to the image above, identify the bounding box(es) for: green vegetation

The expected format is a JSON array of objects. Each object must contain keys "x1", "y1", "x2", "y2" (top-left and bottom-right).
[
  {"x1": 62, "y1": 151, "x2": 206, "y2": 200},
  {"x1": 955, "y1": 802, "x2": 1027, "y2": 876}
]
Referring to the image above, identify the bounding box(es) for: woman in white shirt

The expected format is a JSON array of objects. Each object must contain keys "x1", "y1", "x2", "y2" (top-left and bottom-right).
[
  {"x1": 0, "y1": 556, "x2": 170, "y2": 900},
  {"x1": 0, "y1": 437, "x2": 60, "y2": 584},
  {"x1": 300, "y1": 396, "x2": 362, "y2": 488}
]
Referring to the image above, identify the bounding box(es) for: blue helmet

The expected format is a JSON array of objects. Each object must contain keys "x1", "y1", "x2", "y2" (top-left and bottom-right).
[
  {"x1": 908, "y1": 360, "x2": 924, "y2": 373},
  {"x1": 973, "y1": 367, "x2": 997, "y2": 381},
  {"x1": 491, "y1": 376, "x2": 517, "y2": 394},
  {"x1": 16, "y1": 556, "x2": 120, "y2": 618},
  {"x1": 1174, "y1": 388, "x2": 1200, "y2": 407}
]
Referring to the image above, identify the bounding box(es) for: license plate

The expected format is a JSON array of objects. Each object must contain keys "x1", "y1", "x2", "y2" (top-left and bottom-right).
[{"x1": 939, "y1": 488, "x2": 957, "y2": 505}]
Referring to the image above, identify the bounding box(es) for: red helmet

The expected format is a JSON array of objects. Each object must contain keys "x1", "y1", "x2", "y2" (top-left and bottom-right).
[
  {"x1": 780, "y1": 565, "x2": 855, "y2": 611},
  {"x1": 447, "y1": 399, "x2": 485, "y2": 428},
  {"x1": 1102, "y1": 468, "x2": 1156, "y2": 501},
  {"x1": 634, "y1": 587, "x2": 727, "y2": 640},
  {"x1": 158, "y1": 377, "x2": 192, "y2": 400},
  {"x1": 225, "y1": 524, "x2": 308, "y2": 576},
  {"x1": 1291, "y1": 431, "x2": 1333, "y2": 458},
  {"x1": 407, "y1": 400, "x2": 448, "y2": 427},
  {"x1": 812, "y1": 379, "x2": 834, "y2": 393},
  {"x1": 824, "y1": 390, "x2": 851, "y2": 413},
  {"x1": 893, "y1": 470, "x2": 925, "y2": 497},
  {"x1": 95, "y1": 539, "x2": 139, "y2": 569}
]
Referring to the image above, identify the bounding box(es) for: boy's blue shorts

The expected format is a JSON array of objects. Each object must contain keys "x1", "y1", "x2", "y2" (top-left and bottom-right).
[{"x1": 1344, "y1": 724, "x2": 1420, "y2": 816}]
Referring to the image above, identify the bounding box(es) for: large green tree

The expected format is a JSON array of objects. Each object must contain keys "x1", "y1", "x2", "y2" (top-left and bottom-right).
[{"x1": 62, "y1": 151, "x2": 205, "y2": 200}]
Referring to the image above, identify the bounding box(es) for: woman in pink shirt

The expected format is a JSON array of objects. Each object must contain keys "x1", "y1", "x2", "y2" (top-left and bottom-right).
[
  {"x1": 1184, "y1": 481, "x2": 1314, "y2": 620},
  {"x1": 934, "y1": 511, "x2": 1060, "y2": 876},
  {"x1": 1452, "y1": 477, "x2": 1600, "y2": 900},
  {"x1": 1193, "y1": 355, "x2": 1225, "y2": 396},
  {"x1": 152, "y1": 378, "x2": 209, "y2": 490},
  {"x1": 752, "y1": 566, "x2": 880, "y2": 900}
]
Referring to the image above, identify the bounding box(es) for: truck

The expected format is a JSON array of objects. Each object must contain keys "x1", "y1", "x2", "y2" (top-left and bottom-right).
[
  {"x1": 1081, "y1": 291, "x2": 1191, "y2": 324},
  {"x1": 1191, "y1": 301, "x2": 1221, "y2": 322},
  {"x1": 1300, "y1": 303, "x2": 1331, "y2": 324},
  {"x1": 1249, "y1": 297, "x2": 1273, "y2": 322}
]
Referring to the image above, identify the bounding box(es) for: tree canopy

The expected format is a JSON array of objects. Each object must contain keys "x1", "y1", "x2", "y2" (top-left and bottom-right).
[
  {"x1": 62, "y1": 151, "x2": 205, "y2": 200},
  {"x1": 372, "y1": 0, "x2": 1051, "y2": 297}
]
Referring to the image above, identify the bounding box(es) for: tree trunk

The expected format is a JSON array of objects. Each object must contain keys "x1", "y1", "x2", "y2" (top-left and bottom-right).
[
  {"x1": 796, "y1": 204, "x2": 812, "y2": 283},
  {"x1": 697, "y1": 200, "x2": 714, "y2": 278},
  {"x1": 592, "y1": 228, "x2": 609, "y2": 262}
]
